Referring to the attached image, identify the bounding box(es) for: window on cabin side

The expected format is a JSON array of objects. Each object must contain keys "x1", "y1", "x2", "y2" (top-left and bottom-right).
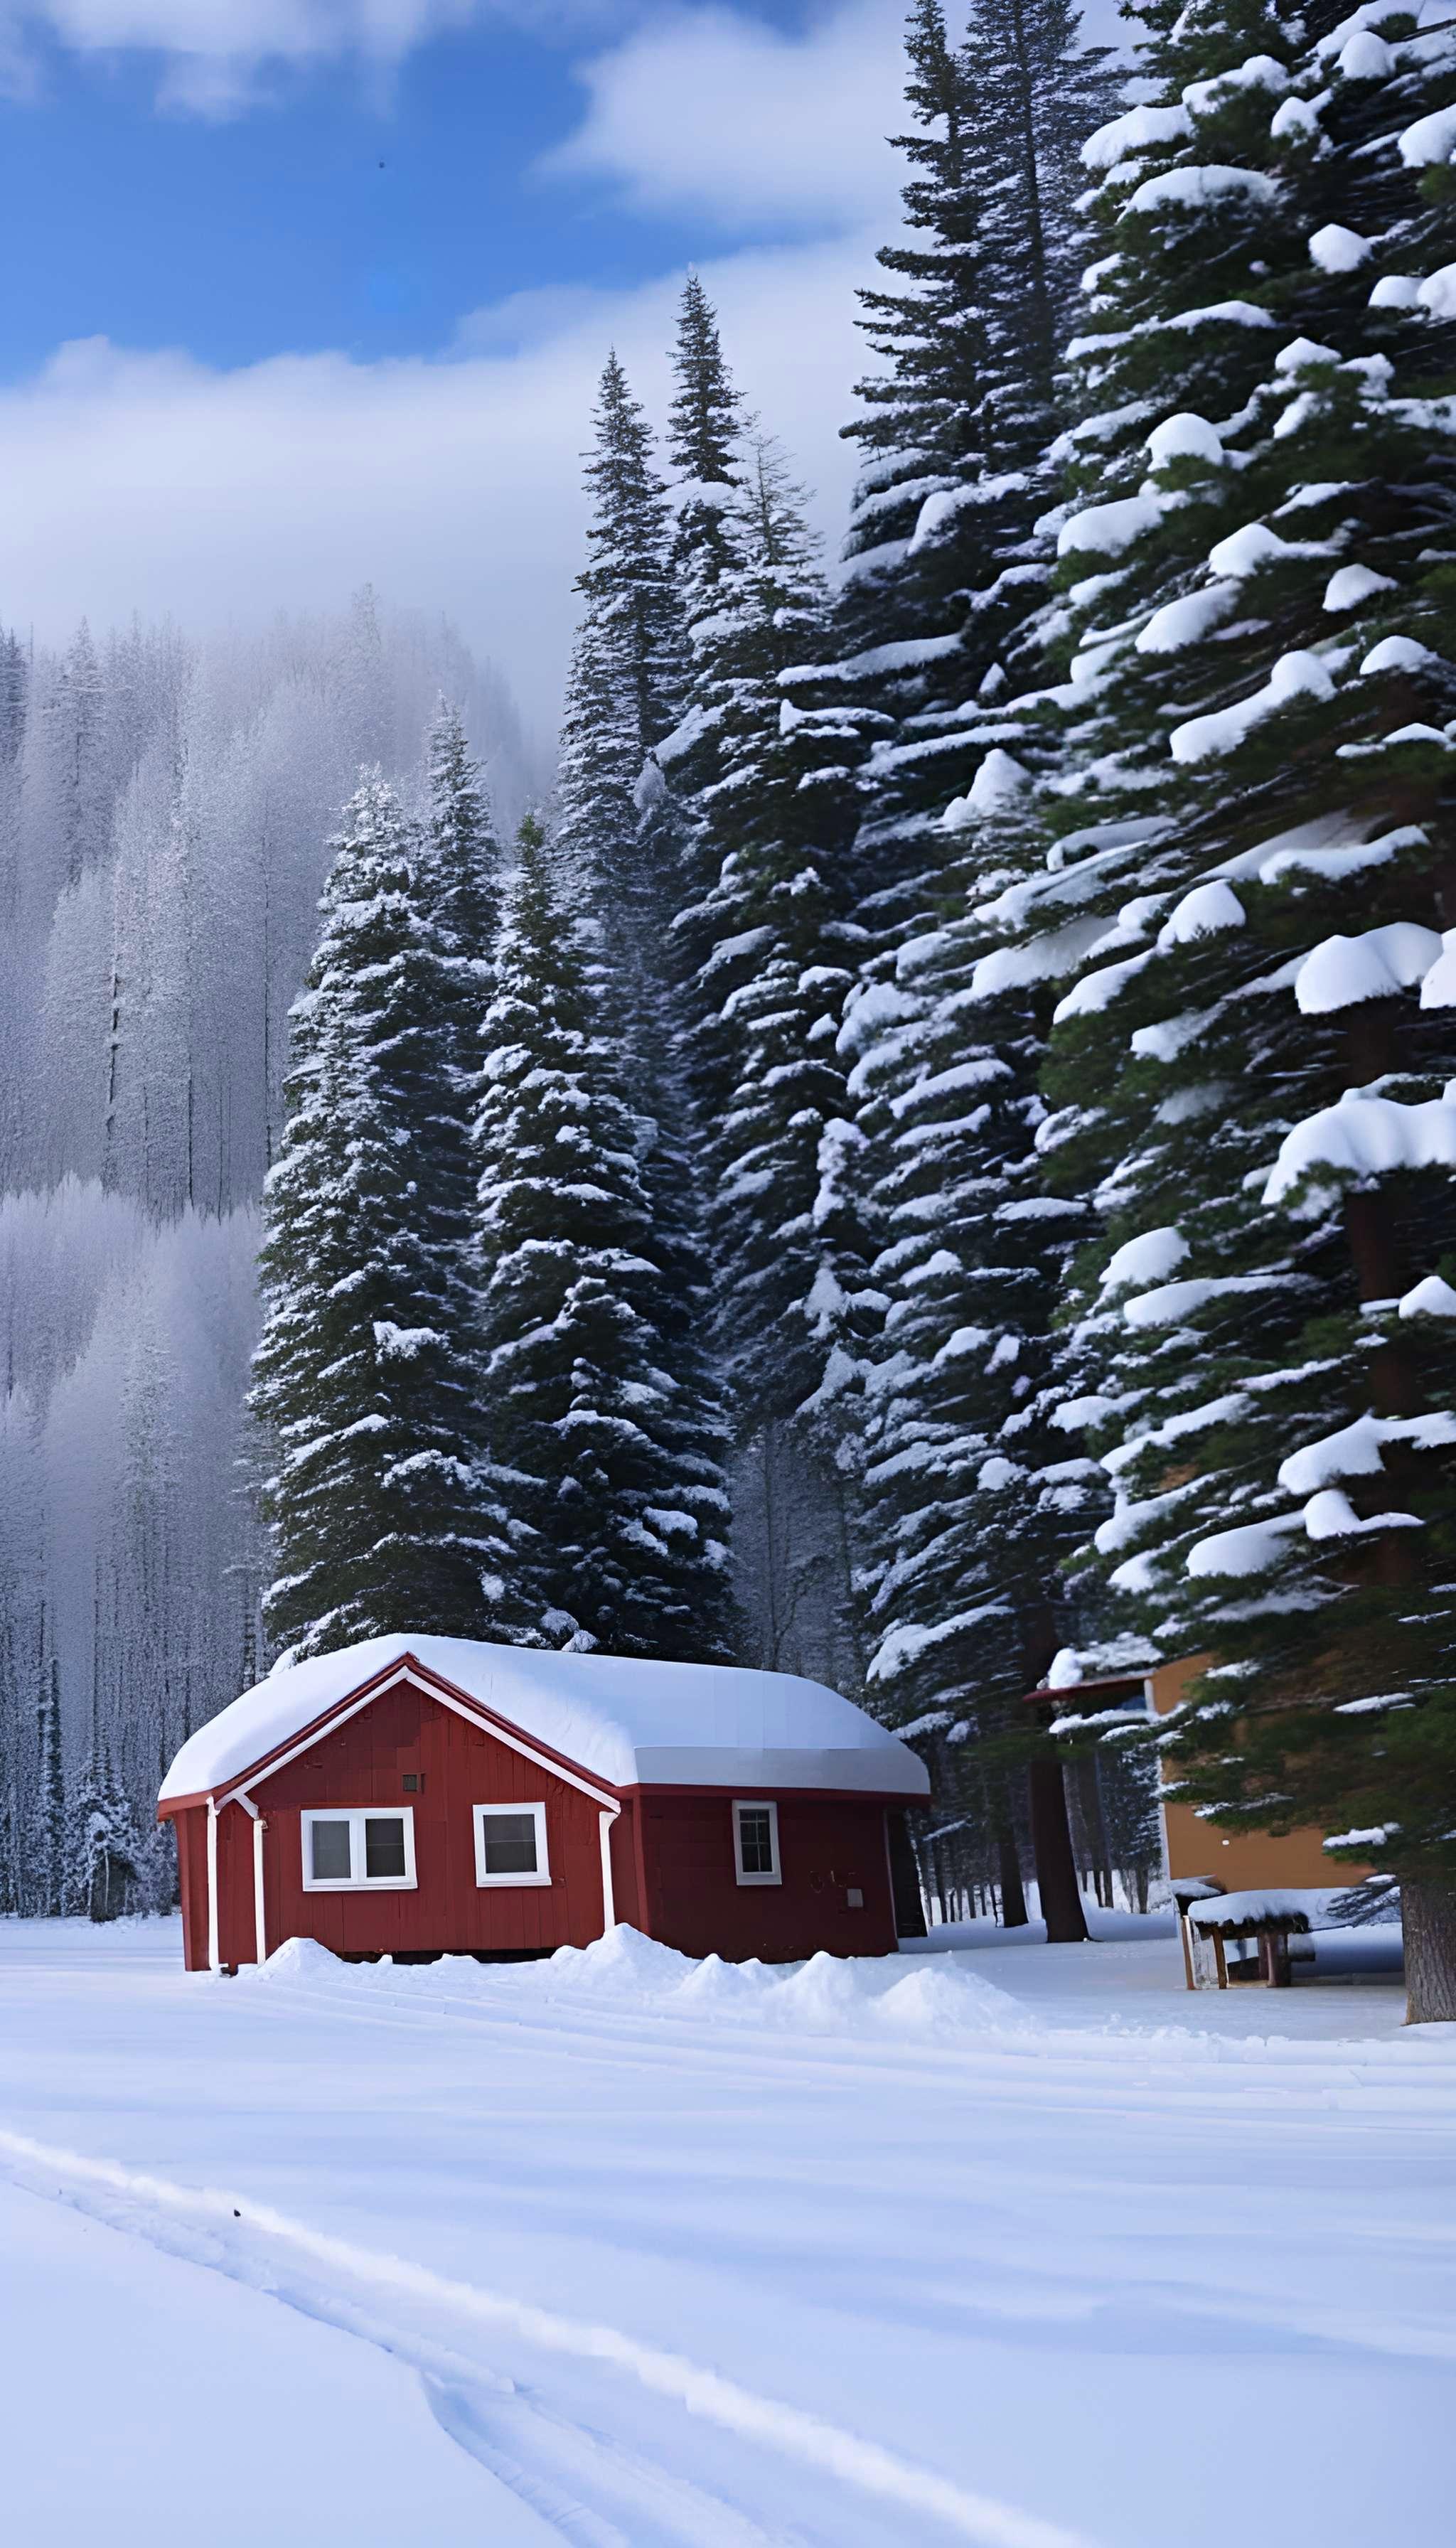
[
  {"x1": 309, "y1": 1818, "x2": 352, "y2": 1883},
  {"x1": 734, "y1": 1800, "x2": 781, "y2": 1886},
  {"x1": 473, "y1": 1801, "x2": 550, "y2": 1887},
  {"x1": 365, "y1": 1816, "x2": 407, "y2": 1879},
  {"x1": 301, "y1": 1808, "x2": 415, "y2": 1890}
]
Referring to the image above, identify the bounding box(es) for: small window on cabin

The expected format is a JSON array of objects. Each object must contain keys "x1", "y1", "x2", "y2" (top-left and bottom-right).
[
  {"x1": 473, "y1": 1802, "x2": 550, "y2": 1888},
  {"x1": 733, "y1": 1800, "x2": 781, "y2": 1887},
  {"x1": 301, "y1": 1808, "x2": 416, "y2": 1890},
  {"x1": 365, "y1": 1816, "x2": 407, "y2": 1880},
  {"x1": 309, "y1": 1818, "x2": 352, "y2": 1883}
]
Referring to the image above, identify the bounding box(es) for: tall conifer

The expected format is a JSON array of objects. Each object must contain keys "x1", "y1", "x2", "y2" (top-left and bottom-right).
[
  {"x1": 555, "y1": 349, "x2": 732, "y2": 1536},
  {"x1": 985, "y1": 1, "x2": 1456, "y2": 2011},
  {"x1": 790, "y1": 0, "x2": 1115, "y2": 1927},
  {"x1": 473, "y1": 819, "x2": 735, "y2": 1659},
  {"x1": 557, "y1": 350, "x2": 685, "y2": 936},
  {"x1": 672, "y1": 436, "x2": 867, "y2": 1428},
  {"x1": 251, "y1": 774, "x2": 510, "y2": 1660},
  {"x1": 32, "y1": 1645, "x2": 64, "y2": 1917}
]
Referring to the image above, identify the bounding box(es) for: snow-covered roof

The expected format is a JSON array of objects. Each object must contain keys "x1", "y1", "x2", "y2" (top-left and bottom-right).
[
  {"x1": 159, "y1": 1633, "x2": 931, "y2": 1805},
  {"x1": 1187, "y1": 1887, "x2": 1352, "y2": 1935}
]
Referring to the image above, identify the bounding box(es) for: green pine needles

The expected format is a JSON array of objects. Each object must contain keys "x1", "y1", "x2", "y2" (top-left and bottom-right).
[
  {"x1": 472, "y1": 818, "x2": 735, "y2": 1659},
  {"x1": 252, "y1": 770, "x2": 513, "y2": 1660}
]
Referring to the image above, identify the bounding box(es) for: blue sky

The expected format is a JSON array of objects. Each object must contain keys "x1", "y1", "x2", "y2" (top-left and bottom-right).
[
  {"x1": 0, "y1": 3, "x2": 1110, "y2": 726},
  {"x1": 1, "y1": 5, "x2": 852, "y2": 380}
]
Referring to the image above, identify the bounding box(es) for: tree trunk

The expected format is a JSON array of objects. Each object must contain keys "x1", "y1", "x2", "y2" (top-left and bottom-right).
[
  {"x1": 887, "y1": 1810, "x2": 928, "y2": 1939},
  {"x1": 1029, "y1": 1758, "x2": 1088, "y2": 1943},
  {"x1": 1401, "y1": 1879, "x2": 1456, "y2": 2023},
  {"x1": 1074, "y1": 1753, "x2": 1114, "y2": 1908},
  {"x1": 997, "y1": 1819, "x2": 1029, "y2": 1928}
]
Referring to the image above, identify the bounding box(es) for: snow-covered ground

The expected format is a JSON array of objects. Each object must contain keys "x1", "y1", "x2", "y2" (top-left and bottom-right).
[{"x1": 1, "y1": 1917, "x2": 1451, "y2": 2547}]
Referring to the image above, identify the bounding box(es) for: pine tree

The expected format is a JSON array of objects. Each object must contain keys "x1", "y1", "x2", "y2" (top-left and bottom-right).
[
  {"x1": 0, "y1": 627, "x2": 26, "y2": 767},
  {"x1": 987, "y1": 1, "x2": 1456, "y2": 2012},
  {"x1": 669, "y1": 437, "x2": 863, "y2": 1421},
  {"x1": 31, "y1": 1647, "x2": 64, "y2": 1917},
  {"x1": 660, "y1": 274, "x2": 749, "y2": 897},
  {"x1": 555, "y1": 348, "x2": 734, "y2": 1536},
  {"x1": 419, "y1": 697, "x2": 500, "y2": 1211},
  {"x1": 557, "y1": 349, "x2": 685, "y2": 925},
  {"x1": 251, "y1": 773, "x2": 511, "y2": 1661},
  {"x1": 43, "y1": 619, "x2": 107, "y2": 889},
  {"x1": 555, "y1": 352, "x2": 698, "y2": 1229},
  {"x1": 473, "y1": 818, "x2": 735, "y2": 1658},
  {"x1": 970, "y1": 0, "x2": 1121, "y2": 469},
  {"x1": 421, "y1": 698, "x2": 500, "y2": 978},
  {"x1": 782, "y1": 0, "x2": 1114, "y2": 1930},
  {"x1": 65, "y1": 1745, "x2": 141, "y2": 1922},
  {"x1": 667, "y1": 274, "x2": 746, "y2": 615}
]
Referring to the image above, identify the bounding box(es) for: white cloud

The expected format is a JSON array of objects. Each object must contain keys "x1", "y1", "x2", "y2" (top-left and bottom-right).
[
  {"x1": 0, "y1": 230, "x2": 874, "y2": 733},
  {"x1": 544, "y1": 0, "x2": 906, "y2": 229},
  {"x1": 0, "y1": 4, "x2": 905, "y2": 722},
  {"x1": 0, "y1": 0, "x2": 604, "y2": 109}
]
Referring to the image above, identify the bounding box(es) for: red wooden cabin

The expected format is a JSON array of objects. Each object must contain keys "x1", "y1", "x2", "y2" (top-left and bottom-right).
[{"x1": 157, "y1": 1634, "x2": 929, "y2": 1972}]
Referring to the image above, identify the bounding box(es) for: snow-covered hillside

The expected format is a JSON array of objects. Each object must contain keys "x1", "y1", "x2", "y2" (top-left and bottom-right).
[{"x1": 0, "y1": 1920, "x2": 1449, "y2": 2546}]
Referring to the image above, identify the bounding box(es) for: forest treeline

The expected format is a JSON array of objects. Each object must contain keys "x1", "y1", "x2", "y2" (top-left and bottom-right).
[{"x1": 5, "y1": 0, "x2": 1456, "y2": 2013}]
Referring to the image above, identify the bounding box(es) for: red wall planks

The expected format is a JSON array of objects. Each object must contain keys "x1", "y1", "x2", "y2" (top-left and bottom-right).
[
  {"x1": 245, "y1": 1679, "x2": 610, "y2": 1964},
  {"x1": 637, "y1": 1791, "x2": 897, "y2": 1961}
]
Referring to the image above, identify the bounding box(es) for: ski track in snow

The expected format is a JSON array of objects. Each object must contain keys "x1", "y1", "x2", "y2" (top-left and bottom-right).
[
  {"x1": 4, "y1": 1925, "x2": 1452, "y2": 2544},
  {"x1": 0, "y1": 2122, "x2": 1091, "y2": 2548}
]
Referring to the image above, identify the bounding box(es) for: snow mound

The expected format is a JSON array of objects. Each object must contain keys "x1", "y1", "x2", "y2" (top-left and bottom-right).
[
  {"x1": 871, "y1": 1963, "x2": 1024, "y2": 2038},
  {"x1": 1081, "y1": 101, "x2": 1189, "y2": 171},
  {"x1": 546, "y1": 1923, "x2": 697, "y2": 1995},
  {"x1": 251, "y1": 1925, "x2": 1028, "y2": 2044},
  {"x1": 1170, "y1": 650, "x2": 1334, "y2": 764},
  {"x1": 1057, "y1": 495, "x2": 1161, "y2": 558},
  {"x1": 540, "y1": 1932, "x2": 1029, "y2": 2040},
  {"x1": 766, "y1": 1951, "x2": 873, "y2": 2031},
  {"x1": 248, "y1": 1936, "x2": 345, "y2": 1984},
  {"x1": 672, "y1": 1952, "x2": 771, "y2": 2012}
]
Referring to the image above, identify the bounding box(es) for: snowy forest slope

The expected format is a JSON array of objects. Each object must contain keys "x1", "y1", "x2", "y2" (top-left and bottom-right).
[{"x1": 0, "y1": 596, "x2": 539, "y2": 1895}]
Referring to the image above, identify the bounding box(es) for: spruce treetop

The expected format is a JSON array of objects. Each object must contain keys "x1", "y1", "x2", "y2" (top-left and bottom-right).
[
  {"x1": 576, "y1": 349, "x2": 683, "y2": 757},
  {"x1": 422, "y1": 697, "x2": 499, "y2": 976},
  {"x1": 668, "y1": 272, "x2": 745, "y2": 488}
]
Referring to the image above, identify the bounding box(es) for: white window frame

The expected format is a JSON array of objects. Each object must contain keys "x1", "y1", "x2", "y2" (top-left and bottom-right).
[
  {"x1": 733, "y1": 1798, "x2": 781, "y2": 1888},
  {"x1": 473, "y1": 1800, "x2": 551, "y2": 1889},
  {"x1": 300, "y1": 1806, "x2": 417, "y2": 1893}
]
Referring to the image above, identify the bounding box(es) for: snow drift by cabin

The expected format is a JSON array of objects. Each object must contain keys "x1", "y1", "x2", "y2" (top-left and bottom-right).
[{"x1": 158, "y1": 1635, "x2": 929, "y2": 1972}]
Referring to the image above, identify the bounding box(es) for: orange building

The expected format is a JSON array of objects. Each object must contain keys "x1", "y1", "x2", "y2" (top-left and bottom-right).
[
  {"x1": 1031, "y1": 1659, "x2": 1369, "y2": 1895},
  {"x1": 1147, "y1": 1655, "x2": 1368, "y2": 1892}
]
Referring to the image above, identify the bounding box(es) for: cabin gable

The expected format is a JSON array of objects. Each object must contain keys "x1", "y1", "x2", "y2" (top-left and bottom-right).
[{"x1": 198, "y1": 1673, "x2": 617, "y2": 1969}]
